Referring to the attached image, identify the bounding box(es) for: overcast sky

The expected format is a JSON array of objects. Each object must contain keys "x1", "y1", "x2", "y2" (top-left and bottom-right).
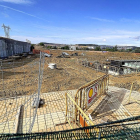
[{"x1": 0, "y1": 0, "x2": 140, "y2": 46}]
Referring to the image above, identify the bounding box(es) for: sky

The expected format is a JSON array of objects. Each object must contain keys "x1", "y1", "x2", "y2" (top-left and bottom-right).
[{"x1": 0, "y1": 0, "x2": 140, "y2": 46}]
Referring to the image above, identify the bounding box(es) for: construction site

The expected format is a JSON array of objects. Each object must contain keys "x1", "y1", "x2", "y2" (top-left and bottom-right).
[{"x1": 0, "y1": 46, "x2": 140, "y2": 139}]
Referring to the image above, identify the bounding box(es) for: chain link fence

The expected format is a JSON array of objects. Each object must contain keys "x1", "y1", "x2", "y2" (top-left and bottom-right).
[{"x1": 0, "y1": 52, "x2": 44, "y2": 134}]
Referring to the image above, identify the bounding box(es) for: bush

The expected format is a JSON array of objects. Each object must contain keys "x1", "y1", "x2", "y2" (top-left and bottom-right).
[
  {"x1": 76, "y1": 47, "x2": 80, "y2": 50},
  {"x1": 47, "y1": 46, "x2": 52, "y2": 49},
  {"x1": 125, "y1": 49, "x2": 132, "y2": 52},
  {"x1": 134, "y1": 48, "x2": 140, "y2": 53},
  {"x1": 61, "y1": 46, "x2": 69, "y2": 50},
  {"x1": 39, "y1": 42, "x2": 44, "y2": 46},
  {"x1": 95, "y1": 46, "x2": 101, "y2": 51}
]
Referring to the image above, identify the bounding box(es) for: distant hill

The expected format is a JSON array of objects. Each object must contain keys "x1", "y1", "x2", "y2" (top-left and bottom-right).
[{"x1": 76, "y1": 44, "x2": 99, "y2": 46}]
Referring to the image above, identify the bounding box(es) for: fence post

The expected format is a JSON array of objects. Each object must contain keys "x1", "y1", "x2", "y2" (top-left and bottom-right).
[
  {"x1": 129, "y1": 82, "x2": 134, "y2": 103},
  {"x1": 75, "y1": 94, "x2": 78, "y2": 125},
  {"x1": 65, "y1": 93, "x2": 68, "y2": 123}
]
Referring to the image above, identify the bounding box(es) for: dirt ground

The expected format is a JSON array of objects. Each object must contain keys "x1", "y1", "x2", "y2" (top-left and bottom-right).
[
  {"x1": 47, "y1": 49, "x2": 140, "y2": 91},
  {"x1": 0, "y1": 49, "x2": 140, "y2": 97}
]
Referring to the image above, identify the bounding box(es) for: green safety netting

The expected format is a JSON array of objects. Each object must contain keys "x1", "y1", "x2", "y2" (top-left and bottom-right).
[{"x1": 0, "y1": 115, "x2": 140, "y2": 140}]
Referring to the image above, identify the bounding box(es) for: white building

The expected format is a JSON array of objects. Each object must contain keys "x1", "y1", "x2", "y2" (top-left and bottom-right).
[
  {"x1": 69, "y1": 46, "x2": 76, "y2": 50},
  {"x1": 87, "y1": 46, "x2": 95, "y2": 49},
  {"x1": 117, "y1": 46, "x2": 136, "y2": 50}
]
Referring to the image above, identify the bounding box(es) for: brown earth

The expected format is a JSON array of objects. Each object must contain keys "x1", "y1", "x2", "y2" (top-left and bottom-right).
[{"x1": 0, "y1": 49, "x2": 140, "y2": 97}]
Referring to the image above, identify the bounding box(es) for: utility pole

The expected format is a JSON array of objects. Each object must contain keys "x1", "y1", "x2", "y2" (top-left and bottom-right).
[{"x1": 2, "y1": 24, "x2": 10, "y2": 38}]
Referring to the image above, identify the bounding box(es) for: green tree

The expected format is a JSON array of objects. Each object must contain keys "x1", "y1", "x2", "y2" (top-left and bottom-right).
[
  {"x1": 126, "y1": 49, "x2": 132, "y2": 52},
  {"x1": 39, "y1": 42, "x2": 44, "y2": 46},
  {"x1": 114, "y1": 46, "x2": 118, "y2": 51},
  {"x1": 105, "y1": 46, "x2": 118, "y2": 52},
  {"x1": 120, "y1": 49, "x2": 125, "y2": 52},
  {"x1": 105, "y1": 47, "x2": 110, "y2": 51},
  {"x1": 31, "y1": 44, "x2": 35, "y2": 47},
  {"x1": 76, "y1": 47, "x2": 80, "y2": 50},
  {"x1": 61, "y1": 46, "x2": 69, "y2": 50},
  {"x1": 95, "y1": 46, "x2": 101, "y2": 51},
  {"x1": 81, "y1": 47, "x2": 89, "y2": 50},
  {"x1": 134, "y1": 48, "x2": 140, "y2": 53},
  {"x1": 47, "y1": 46, "x2": 52, "y2": 49}
]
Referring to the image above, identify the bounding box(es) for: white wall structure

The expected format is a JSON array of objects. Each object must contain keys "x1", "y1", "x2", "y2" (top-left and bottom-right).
[
  {"x1": 0, "y1": 37, "x2": 31, "y2": 59},
  {"x1": 69, "y1": 46, "x2": 76, "y2": 50},
  {"x1": 117, "y1": 46, "x2": 136, "y2": 50},
  {"x1": 88, "y1": 46, "x2": 95, "y2": 50}
]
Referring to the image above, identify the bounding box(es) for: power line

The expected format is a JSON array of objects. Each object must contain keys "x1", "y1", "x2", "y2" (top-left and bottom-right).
[{"x1": 2, "y1": 23, "x2": 11, "y2": 38}]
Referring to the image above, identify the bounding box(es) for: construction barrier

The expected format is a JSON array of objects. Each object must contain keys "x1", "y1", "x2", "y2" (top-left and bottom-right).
[
  {"x1": 135, "y1": 53, "x2": 140, "y2": 55},
  {"x1": 75, "y1": 75, "x2": 108, "y2": 109},
  {"x1": 33, "y1": 49, "x2": 50, "y2": 54},
  {"x1": 65, "y1": 93, "x2": 94, "y2": 129},
  {"x1": 65, "y1": 92, "x2": 99, "y2": 138},
  {"x1": 65, "y1": 75, "x2": 109, "y2": 130},
  {"x1": 75, "y1": 74, "x2": 109, "y2": 128},
  {"x1": 129, "y1": 83, "x2": 140, "y2": 104}
]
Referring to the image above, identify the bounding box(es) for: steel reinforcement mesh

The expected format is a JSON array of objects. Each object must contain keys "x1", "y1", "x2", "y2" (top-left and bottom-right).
[{"x1": 0, "y1": 115, "x2": 140, "y2": 139}]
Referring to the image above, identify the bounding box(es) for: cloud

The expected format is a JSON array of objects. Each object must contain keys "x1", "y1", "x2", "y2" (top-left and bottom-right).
[
  {"x1": 10, "y1": 33, "x2": 140, "y2": 46},
  {"x1": 11, "y1": 35, "x2": 53, "y2": 44},
  {"x1": 90, "y1": 17, "x2": 114, "y2": 22},
  {"x1": 0, "y1": 0, "x2": 33, "y2": 4},
  {"x1": 11, "y1": 35, "x2": 70, "y2": 44},
  {"x1": 129, "y1": 36, "x2": 140, "y2": 41},
  {"x1": 9, "y1": 26, "x2": 140, "y2": 46},
  {"x1": 134, "y1": 36, "x2": 140, "y2": 40},
  {"x1": 80, "y1": 35, "x2": 129, "y2": 41},
  {"x1": 1, "y1": 12, "x2": 9, "y2": 17},
  {"x1": 120, "y1": 18, "x2": 140, "y2": 23},
  {"x1": 0, "y1": 4, "x2": 49, "y2": 21}
]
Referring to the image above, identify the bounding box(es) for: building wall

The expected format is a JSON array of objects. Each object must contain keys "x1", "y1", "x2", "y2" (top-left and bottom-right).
[
  {"x1": 0, "y1": 37, "x2": 31, "y2": 59},
  {"x1": 88, "y1": 46, "x2": 95, "y2": 49},
  {"x1": 69, "y1": 46, "x2": 76, "y2": 50},
  {"x1": 117, "y1": 46, "x2": 136, "y2": 50}
]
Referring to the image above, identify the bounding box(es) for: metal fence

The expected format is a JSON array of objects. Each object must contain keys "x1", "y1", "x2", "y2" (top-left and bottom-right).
[
  {"x1": 65, "y1": 75, "x2": 109, "y2": 131},
  {"x1": 0, "y1": 51, "x2": 140, "y2": 139},
  {"x1": 78, "y1": 58, "x2": 140, "y2": 76},
  {"x1": 0, "y1": 52, "x2": 44, "y2": 134},
  {"x1": 65, "y1": 92, "x2": 94, "y2": 130},
  {"x1": 75, "y1": 74, "x2": 109, "y2": 112},
  {"x1": 0, "y1": 115, "x2": 140, "y2": 139}
]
